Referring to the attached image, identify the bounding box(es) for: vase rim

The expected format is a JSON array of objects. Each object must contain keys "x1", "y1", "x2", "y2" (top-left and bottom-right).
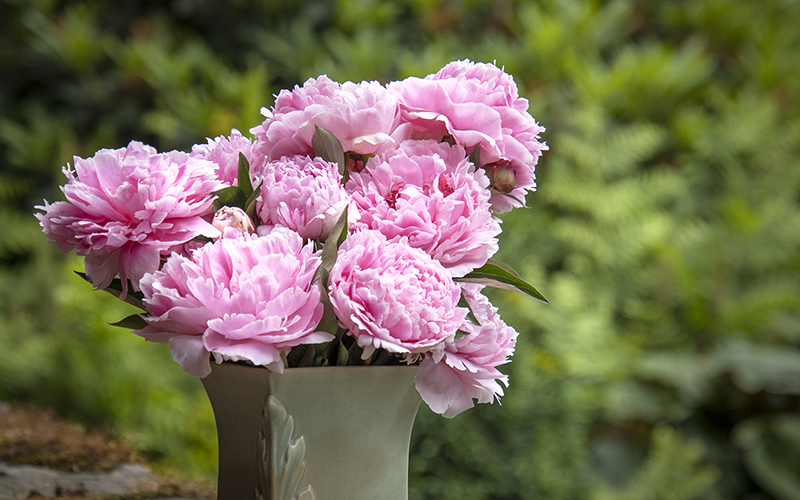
[{"x1": 212, "y1": 361, "x2": 419, "y2": 373}]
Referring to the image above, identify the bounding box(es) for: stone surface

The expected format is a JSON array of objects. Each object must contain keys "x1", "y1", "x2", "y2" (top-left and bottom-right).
[
  {"x1": 0, "y1": 402, "x2": 214, "y2": 499},
  {"x1": 0, "y1": 462, "x2": 157, "y2": 499}
]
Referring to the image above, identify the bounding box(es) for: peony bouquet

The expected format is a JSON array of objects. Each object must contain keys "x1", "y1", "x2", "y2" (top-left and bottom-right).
[{"x1": 36, "y1": 60, "x2": 547, "y2": 418}]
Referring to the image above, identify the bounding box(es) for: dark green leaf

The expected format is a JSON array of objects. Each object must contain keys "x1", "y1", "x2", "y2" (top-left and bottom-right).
[
  {"x1": 245, "y1": 181, "x2": 262, "y2": 222},
  {"x1": 238, "y1": 152, "x2": 253, "y2": 198},
  {"x1": 313, "y1": 267, "x2": 340, "y2": 336},
  {"x1": 485, "y1": 258, "x2": 522, "y2": 278},
  {"x1": 458, "y1": 294, "x2": 481, "y2": 326},
  {"x1": 469, "y1": 145, "x2": 481, "y2": 167},
  {"x1": 336, "y1": 338, "x2": 349, "y2": 366},
  {"x1": 320, "y1": 206, "x2": 348, "y2": 271},
  {"x1": 212, "y1": 186, "x2": 248, "y2": 211},
  {"x1": 370, "y1": 349, "x2": 400, "y2": 366},
  {"x1": 110, "y1": 314, "x2": 148, "y2": 330},
  {"x1": 312, "y1": 124, "x2": 346, "y2": 176},
  {"x1": 456, "y1": 260, "x2": 548, "y2": 303},
  {"x1": 299, "y1": 344, "x2": 316, "y2": 367},
  {"x1": 74, "y1": 272, "x2": 146, "y2": 310},
  {"x1": 347, "y1": 341, "x2": 365, "y2": 365},
  {"x1": 286, "y1": 344, "x2": 309, "y2": 367}
]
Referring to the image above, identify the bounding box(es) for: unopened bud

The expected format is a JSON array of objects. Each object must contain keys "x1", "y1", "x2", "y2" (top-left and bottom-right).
[
  {"x1": 212, "y1": 206, "x2": 256, "y2": 237},
  {"x1": 485, "y1": 161, "x2": 516, "y2": 194},
  {"x1": 348, "y1": 155, "x2": 365, "y2": 173}
]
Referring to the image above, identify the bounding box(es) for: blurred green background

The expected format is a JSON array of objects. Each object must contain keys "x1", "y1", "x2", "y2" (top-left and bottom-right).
[{"x1": 2, "y1": 0, "x2": 800, "y2": 498}]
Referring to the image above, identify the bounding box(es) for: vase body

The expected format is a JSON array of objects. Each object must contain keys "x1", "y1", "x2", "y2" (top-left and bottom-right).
[{"x1": 201, "y1": 362, "x2": 421, "y2": 500}]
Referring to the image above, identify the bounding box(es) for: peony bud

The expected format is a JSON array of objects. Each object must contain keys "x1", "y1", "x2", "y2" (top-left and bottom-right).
[
  {"x1": 212, "y1": 206, "x2": 256, "y2": 237},
  {"x1": 348, "y1": 155, "x2": 366, "y2": 173},
  {"x1": 484, "y1": 161, "x2": 516, "y2": 194}
]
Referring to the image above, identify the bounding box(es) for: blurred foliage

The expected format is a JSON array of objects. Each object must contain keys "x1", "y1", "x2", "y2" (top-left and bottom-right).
[{"x1": 1, "y1": 0, "x2": 799, "y2": 498}]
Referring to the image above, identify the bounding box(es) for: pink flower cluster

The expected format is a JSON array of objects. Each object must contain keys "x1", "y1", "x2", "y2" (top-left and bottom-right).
[
  {"x1": 136, "y1": 227, "x2": 330, "y2": 377},
  {"x1": 35, "y1": 142, "x2": 224, "y2": 296},
  {"x1": 36, "y1": 60, "x2": 544, "y2": 418}
]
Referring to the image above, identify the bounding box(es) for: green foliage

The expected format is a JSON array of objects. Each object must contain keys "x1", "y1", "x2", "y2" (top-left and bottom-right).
[
  {"x1": 2, "y1": 0, "x2": 800, "y2": 498},
  {"x1": 593, "y1": 427, "x2": 720, "y2": 500}
]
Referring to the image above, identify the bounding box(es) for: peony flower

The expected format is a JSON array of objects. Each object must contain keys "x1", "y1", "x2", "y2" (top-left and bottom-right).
[
  {"x1": 347, "y1": 140, "x2": 501, "y2": 277},
  {"x1": 415, "y1": 284, "x2": 518, "y2": 418},
  {"x1": 190, "y1": 129, "x2": 266, "y2": 186},
  {"x1": 327, "y1": 229, "x2": 467, "y2": 359},
  {"x1": 212, "y1": 206, "x2": 256, "y2": 236},
  {"x1": 135, "y1": 227, "x2": 332, "y2": 377},
  {"x1": 36, "y1": 141, "x2": 223, "y2": 295},
  {"x1": 250, "y1": 75, "x2": 411, "y2": 159},
  {"x1": 388, "y1": 60, "x2": 547, "y2": 212},
  {"x1": 255, "y1": 155, "x2": 350, "y2": 241}
]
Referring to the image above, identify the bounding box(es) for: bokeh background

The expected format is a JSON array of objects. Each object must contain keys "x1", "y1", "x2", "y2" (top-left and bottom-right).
[{"x1": 2, "y1": 0, "x2": 800, "y2": 498}]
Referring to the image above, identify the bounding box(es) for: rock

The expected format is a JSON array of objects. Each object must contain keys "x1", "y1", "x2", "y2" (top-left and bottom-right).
[{"x1": 0, "y1": 462, "x2": 157, "y2": 499}]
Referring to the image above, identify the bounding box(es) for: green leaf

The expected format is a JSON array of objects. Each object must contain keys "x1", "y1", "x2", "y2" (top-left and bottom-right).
[
  {"x1": 336, "y1": 338, "x2": 350, "y2": 366},
  {"x1": 458, "y1": 293, "x2": 481, "y2": 326},
  {"x1": 285, "y1": 345, "x2": 306, "y2": 367},
  {"x1": 347, "y1": 341, "x2": 365, "y2": 365},
  {"x1": 238, "y1": 152, "x2": 253, "y2": 198},
  {"x1": 109, "y1": 314, "x2": 148, "y2": 330},
  {"x1": 74, "y1": 272, "x2": 146, "y2": 310},
  {"x1": 456, "y1": 259, "x2": 549, "y2": 303},
  {"x1": 212, "y1": 185, "x2": 248, "y2": 211},
  {"x1": 313, "y1": 267, "x2": 340, "y2": 336},
  {"x1": 370, "y1": 349, "x2": 400, "y2": 366},
  {"x1": 312, "y1": 125, "x2": 346, "y2": 176},
  {"x1": 469, "y1": 145, "x2": 481, "y2": 166},
  {"x1": 486, "y1": 258, "x2": 522, "y2": 278},
  {"x1": 299, "y1": 344, "x2": 316, "y2": 367},
  {"x1": 245, "y1": 181, "x2": 262, "y2": 222},
  {"x1": 734, "y1": 415, "x2": 800, "y2": 500},
  {"x1": 320, "y1": 206, "x2": 348, "y2": 272}
]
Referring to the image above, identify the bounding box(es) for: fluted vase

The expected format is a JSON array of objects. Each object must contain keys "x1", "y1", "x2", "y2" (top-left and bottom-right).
[{"x1": 202, "y1": 362, "x2": 421, "y2": 500}]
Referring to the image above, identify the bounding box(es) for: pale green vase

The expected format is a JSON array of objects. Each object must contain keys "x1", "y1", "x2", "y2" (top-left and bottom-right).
[{"x1": 202, "y1": 362, "x2": 421, "y2": 500}]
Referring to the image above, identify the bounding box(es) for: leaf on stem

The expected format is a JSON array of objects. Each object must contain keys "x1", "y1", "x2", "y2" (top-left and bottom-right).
[
  {"x1": 74, "y1": 272, "x2": 146, "y2": 310},
  {"x1": 312, "y1": 125, "x2": 345, "y2": 177},
  {"x1": 457, "y1": 293, "x2": 481, "y2": 326},
  {"x1": 245, "y1": 181, "x2": 263, "y2": 222},
  {"x1": 469, "y1": 145, "x2": 481, "y2": 167},
  {"x1": 313, "y1": 267, "x2": 339, "y2": 337},
  {"x1": 299, "y1": 344, "x2": 316, "y2": 367},
  {"x1": 110, "y1": 314, "x2": 148, "y2": 330},
  {"x1": 238, "y1": 152, "x2": 253, "y2": 198},
  {"x1": 347, "y1": 341, "x2": 364, "y2": 365},
  {"x1": 212, "y1": 186, "x2": 247, "y2": 211},
  {"x1": 455, "y1": 329, "x2": 471, "y2": 339},
  {"x1": 336, "y1": 338, "x2": 349, "y2": 366},
  {"x1": 456, "y1": 259, "x2": 548, "y2": 303},
  {"x1": 320, "y1": 206, "x2": 348, "y2": 272}
]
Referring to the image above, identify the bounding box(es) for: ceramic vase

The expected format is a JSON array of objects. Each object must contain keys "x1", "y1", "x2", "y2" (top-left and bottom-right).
[{"x1": 201, "y1": 362, "x2": 421, "y2": 500}]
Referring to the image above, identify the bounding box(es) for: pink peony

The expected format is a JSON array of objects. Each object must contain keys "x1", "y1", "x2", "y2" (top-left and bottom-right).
[
  {"x1": 136, "y1": 227, "x2": 332, "y2": 377},
  {"x1": 415, "y1": 284, "x2": 518, "y2": 418},
  {"x1": 327, "y1": 229, "x2": 467, "y2": 359},
  {"x1": 212, "y1": 206, "x2": 256, "y2": 236},
  {"x1": 255, "y1": 155, "x2": 350, "y2": 241},
  {"x1": 190, "y1": 129, "x2": 266, "y2": 186},
  {"x1": 388, "y1": 60, "x2": 547, "y2": 212},
  {"x1": 36, "y1": 141, "x2": 223, "y2": 295},
  {"x1": 250, "y1": 75, "x2": 411, "y2": 159},
  {"x1": 347, "y1": 140, "x2": 500, "y2": 277}
]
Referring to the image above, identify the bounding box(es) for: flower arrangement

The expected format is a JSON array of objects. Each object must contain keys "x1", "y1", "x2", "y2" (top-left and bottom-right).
[{"x1": 36, "y1": 60, "x2": 547, "y2": 418}]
